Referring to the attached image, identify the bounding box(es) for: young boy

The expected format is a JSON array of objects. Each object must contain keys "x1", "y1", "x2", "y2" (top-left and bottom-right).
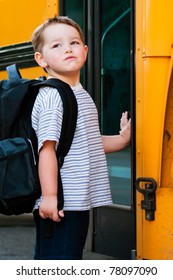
[{"x1": 31, "y1": 16, "x2": 131, "y2": 260}]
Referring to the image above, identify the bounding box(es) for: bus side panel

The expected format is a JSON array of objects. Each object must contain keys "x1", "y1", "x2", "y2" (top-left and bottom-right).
[
  {"x1": 0, "y1": 0, "x2": 58, "y2": 46},
  {"x1": 0, "y1": 0, "x2": 59, "y2": 79}
]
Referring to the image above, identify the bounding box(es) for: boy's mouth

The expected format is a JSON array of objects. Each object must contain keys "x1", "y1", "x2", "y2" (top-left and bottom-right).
[{"x1": 65, "y1": 56, "x2": 76, "y2": 60}]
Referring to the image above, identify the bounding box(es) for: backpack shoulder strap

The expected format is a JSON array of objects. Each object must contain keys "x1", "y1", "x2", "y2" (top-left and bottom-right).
[
  {"x1": 6, "y1": 64, "x2": 22, "y2": 85},
  {"x1": 35, "y1": 78, "x2": 78, "y2": 213},
  {"x1": 36, "y1": 78, "x2": 78, "y2": 166}
]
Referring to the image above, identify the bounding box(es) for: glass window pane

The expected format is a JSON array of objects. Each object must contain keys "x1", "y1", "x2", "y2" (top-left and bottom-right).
[
  {"x1": 62, "y1": 0, "x2": 84, "y2": 31},
  {"x1": 101, "y1": 0, "x2": 131, "y2": 206}
]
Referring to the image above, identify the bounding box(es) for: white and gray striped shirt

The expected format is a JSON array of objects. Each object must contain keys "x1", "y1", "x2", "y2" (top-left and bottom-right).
[{"x1": 31, "y1": 83, "x2": 112, "y2": 210}]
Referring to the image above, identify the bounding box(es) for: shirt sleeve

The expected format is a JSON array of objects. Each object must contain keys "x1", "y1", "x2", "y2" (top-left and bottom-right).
[{"x1": 31, "y1": 87, "x2": 63, "y2": 152}]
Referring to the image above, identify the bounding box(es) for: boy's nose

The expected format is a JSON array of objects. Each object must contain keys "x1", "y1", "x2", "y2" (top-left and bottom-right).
[
  {"x1": 65, "y1": 50, "x2": 72, "y2": 53},
  {"x1": 64, "y1": 45, "x2": 72, "y2": 53}
]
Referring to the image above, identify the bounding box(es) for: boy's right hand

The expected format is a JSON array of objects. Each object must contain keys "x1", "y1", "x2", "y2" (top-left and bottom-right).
[
  {"x1": 39, "y1": 195, "x2": 64, "y2": 222},
  {"x1": 119, "y1": 111, "x2": 131, "y2": 145}
]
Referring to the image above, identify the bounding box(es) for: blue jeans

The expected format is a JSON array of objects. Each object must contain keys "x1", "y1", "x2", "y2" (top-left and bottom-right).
[{"x1": 33, "y1": 210, "x2": 89, "y2": 260}]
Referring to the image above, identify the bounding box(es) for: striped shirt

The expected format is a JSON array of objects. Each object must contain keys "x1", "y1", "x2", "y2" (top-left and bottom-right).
[{"x1": 31, "y1": 83, "x2": 112, "y2": 210}]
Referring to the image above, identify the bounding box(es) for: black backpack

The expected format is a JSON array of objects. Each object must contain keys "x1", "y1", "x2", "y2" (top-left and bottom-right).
[{"x1": 0, "y1": 64, "x2": 78, "y2": 215}]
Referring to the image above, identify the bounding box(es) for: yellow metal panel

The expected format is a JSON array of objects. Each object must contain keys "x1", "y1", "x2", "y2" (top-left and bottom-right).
[
  {"x1": 136, "y1": 0, "x2": 173, "y2": 259},
  {"x1": 144, "y1": 0, "x2": 173, "y2": 56},
  {"x1": 18, "y1": 66, "x2": 47, "y2": 79},
  {"x1": 0, "y1": 0, "x2": 58, "y2": 46}
]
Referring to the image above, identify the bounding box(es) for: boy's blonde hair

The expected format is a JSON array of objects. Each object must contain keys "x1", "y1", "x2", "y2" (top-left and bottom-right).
[{"x1": 32, "y1": 16, "x2": 85, "y2": 53}]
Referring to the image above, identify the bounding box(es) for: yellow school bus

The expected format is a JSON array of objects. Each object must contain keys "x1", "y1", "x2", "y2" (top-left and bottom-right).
[{"x1": 1, "y1": 0, "x2": 173, "y2": 260}]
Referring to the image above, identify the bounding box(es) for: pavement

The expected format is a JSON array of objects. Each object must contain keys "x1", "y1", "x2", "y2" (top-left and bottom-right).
[
  {"x1": 0, "y1": 214, "x2": 115, "y2": 260},
  {"x1": 0, "y1": 214, "x2": 35, "y2": 260}
]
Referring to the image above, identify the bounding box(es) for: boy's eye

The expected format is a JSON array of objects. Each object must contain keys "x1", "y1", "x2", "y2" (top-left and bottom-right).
[
  {"x1": 52, "y1": 43, "x2": 61, "y2": 48},
  {"x1": 71, "y1": 41, "x2": 80, "y2": 45}
]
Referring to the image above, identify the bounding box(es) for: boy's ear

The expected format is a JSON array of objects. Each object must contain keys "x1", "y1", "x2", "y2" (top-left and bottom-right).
[
  {"x1": 84, "y1": 45, "x2": 88, "y2": 60},
  {"x1": 34, "y1": 52, "x2": 48, "y2": 68}
]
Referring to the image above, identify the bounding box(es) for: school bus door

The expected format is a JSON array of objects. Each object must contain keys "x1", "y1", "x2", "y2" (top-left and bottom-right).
[
  {"x1": 136, "y1": 0, "x2": 173, "y2": 260},
  {"x1": 62, "y1": 0, "x2": 135, "y2": 260}
]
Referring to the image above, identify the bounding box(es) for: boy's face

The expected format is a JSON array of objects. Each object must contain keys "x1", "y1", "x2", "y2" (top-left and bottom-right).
[{"x1": 35, "y1": 23, "x2": 88, "y2": 79}]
